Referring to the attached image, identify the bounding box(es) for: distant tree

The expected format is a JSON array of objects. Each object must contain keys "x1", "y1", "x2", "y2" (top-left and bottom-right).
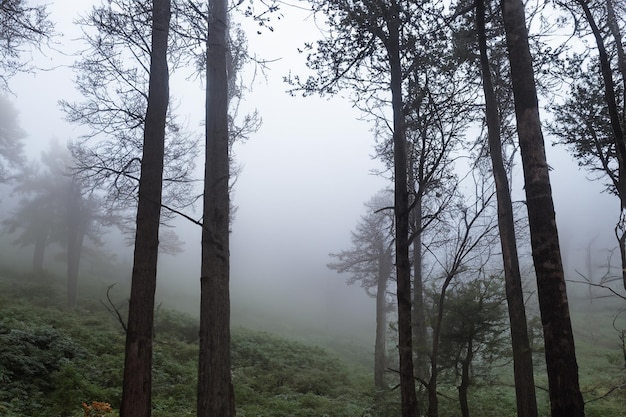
[
  {"x1": 3, "y1": 141, "x2": 106, "y2": 307},
  {"x1": 0, "y1": 96, "x2": 25, "y2": 183},
  {"x1": 0, "y1": 0, "x2": 53, "y2": 89},
  {"x1": 328, "y1": 191, "x2": 395, "y2": 397},
  {"x1": 119, "y1": 0, "x2": 170, "y2": 416},
  {"x1": 500, "y1": 0, "x2": 585, "y2": 414}
]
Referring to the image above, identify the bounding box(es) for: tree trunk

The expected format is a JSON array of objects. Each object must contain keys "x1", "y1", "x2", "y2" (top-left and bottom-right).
[
  {"x1": 374, "y1": 250, "x2": 390, "y2": 391},
  {"x1": 475, "y1": 1, "x2": 538, "y2": 416},
  {"x1": 120, "y1": 1, "x2": 170, "y2": 416},
  {"x1": 578, "y1": 0, "x2": 626, "y2": 290},
  {"x1": 458, "y1": 337, "x2": 473, "y2": 417},
  {"x1": 411, "y1": 189, "x2": 429, "y2": 382},
  {"x1": 500, "y1": 0, "x2": 585, "y2": 415},
  {"x1": 427, "y1": 273, "x2": 453, "y2": 417},
  {"x1": 32, "y1": 228, "x2": 47, "y2": 275},
  {"x1": 387, "y1": 3, "x2": 419, "y2": 416},
  {"x1": 66, "y1": 180, "x2": 87, "y2": 308},
  {"x1": 197, "y1": 0, "x2": 234, "y2": 413}
]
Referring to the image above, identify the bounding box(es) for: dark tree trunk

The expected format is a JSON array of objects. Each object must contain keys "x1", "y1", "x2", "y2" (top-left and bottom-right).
[
  {"x1": 387, "y1": 3, "x2": 419, "y2": 416},
  {"x1": 458, "y1": 338, "x2": 473, "y2": 417},
  {"x1": 475, "y1": 0, "x2": 538, "y2": 416},
  {"x1": 197, "y1": 0, "x2": 233, "y2": 413},
  {"x1": 120, "y1": 1, "x2": 170, "y2": 416},
  {"x1": 500, "y1": 0, "x2": 585, "y2": 415},
  {"x1": 412, "y1": 192, "x2": 429, "y2": 382},
  {"x1": 374, "y1": 251, "x2": 390, "y2": 391},
  {"x1": 427, "y1": 273, "x2": 453, "y2": 417}
]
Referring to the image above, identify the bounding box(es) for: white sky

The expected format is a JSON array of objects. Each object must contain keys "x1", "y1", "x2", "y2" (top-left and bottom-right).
[{"x1": 5, "y1": 0, "x2": 619, "y2": 328}]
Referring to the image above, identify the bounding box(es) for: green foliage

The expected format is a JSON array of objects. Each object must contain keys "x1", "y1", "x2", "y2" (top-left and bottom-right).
[{"x1": 1, "y1": 270, "x2": 625, "y2": 416}]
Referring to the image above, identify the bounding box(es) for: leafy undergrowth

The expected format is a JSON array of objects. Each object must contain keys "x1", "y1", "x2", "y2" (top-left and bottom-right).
[
  {"x1": 0, "y1": 272, "x2": 375, "y2": 417},
  {"x1": 1, "y1": 270, "x2": 625, "y2": 417}
]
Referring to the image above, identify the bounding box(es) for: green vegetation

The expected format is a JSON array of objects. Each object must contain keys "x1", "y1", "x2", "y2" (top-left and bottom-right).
[{"x1": 0, "y1": 268, "x2": 624, "y2": 416}]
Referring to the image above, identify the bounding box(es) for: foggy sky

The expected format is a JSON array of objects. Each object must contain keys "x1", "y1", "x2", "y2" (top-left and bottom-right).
[{"x1": 4, "y1": 0, "x2": 619, "y2": 340}]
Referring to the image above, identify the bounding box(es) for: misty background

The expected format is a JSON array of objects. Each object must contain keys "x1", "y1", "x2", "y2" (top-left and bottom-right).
[{"x1": 1, "y1": 0, "x2": 618, "y2": 353}]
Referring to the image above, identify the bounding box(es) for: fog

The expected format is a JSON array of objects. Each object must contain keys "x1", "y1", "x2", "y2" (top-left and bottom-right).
[{"x1": 2, "y1": 0, "x2": 620, "y2": 356}]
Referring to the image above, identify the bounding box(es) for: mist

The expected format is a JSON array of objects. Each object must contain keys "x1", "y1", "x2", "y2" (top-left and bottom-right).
[{"x1": 1, "y1": 0, "x2": 622, "y2": 375}]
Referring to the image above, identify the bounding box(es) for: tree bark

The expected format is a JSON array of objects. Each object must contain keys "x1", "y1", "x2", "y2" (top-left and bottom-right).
[
  {"x1": 475, "y1": 1, "x2": 538, "y2": 416},
  {"x1": 120, "y1": 1, "x2": 170, "y2": 416},
  {"x1": 500, "y1": 0, "x2": 585, "y2": 415},
  {"x1": 387, "y1": 2, "x2": 419, "y2": 416},
  {"x1": 374, "y1": 249, "x2": 390, "y2": 391},
  {"x1": 411, "y1": 184, "x2": 429, "y2": 382},
  {"x1": 427, "y1": 273, "x2": 453, "y2": 417},
  {"x1": 458, "y1": 337, "x2": 473, "y2": 417},
  {"x1": 197, "y1": 0, "x2": 234, "y2": 413}
]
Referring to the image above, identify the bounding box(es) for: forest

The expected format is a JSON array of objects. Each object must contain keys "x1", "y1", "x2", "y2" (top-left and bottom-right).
[{"x1": 0, "y1": 0, "x2": 625, "y2": 416}]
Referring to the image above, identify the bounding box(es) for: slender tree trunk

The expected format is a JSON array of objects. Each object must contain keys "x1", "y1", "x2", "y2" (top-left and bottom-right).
[
  {"x1": 578, "y1": 0, "x2": 626, "y2": 290},
  {"x1": 475, "y1": 1, "x2": 538, "y2": 416},
  {"x1": 427, "y1": 273, "x2": 453, "y2": 417},
  {"x1": 67, "y1": 180, "x2": 87, "y2": 308},
  {"x1": 197, "y1": 0, "x2": 233, "y2": 413},
  {"x1": 500, "y1": 0, "x2": 584, "y2": 415},
  {"x1": 387, "y1": 4, "x2": 419, "y2": 416},
  {"x1": 458, "y1": 337, "x2": 473, "y2": 417},
  {"x1": 120, "y1": 1, "x2": 170, "y2": 416},
  {"x1": 374, "y1": 251, "x2": 390, "y2": 391},
  {"x1": 412, "y1": 192, "x2": 429, "y2": 382},
  {"x1": 32, "y1": 228, "x2": 47, "y2": 275}
]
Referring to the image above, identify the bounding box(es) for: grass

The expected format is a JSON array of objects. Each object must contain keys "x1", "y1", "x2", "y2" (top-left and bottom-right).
[{"x1": 0, "y1": 261, "x2": 624, "y2": 416}]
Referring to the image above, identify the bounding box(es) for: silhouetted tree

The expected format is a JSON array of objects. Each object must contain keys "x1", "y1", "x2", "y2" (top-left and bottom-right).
[
  {"x1": 328, "y1": 191, "x2": 394, "y2": 396},
  {"x1": 120, "y1": 0, "x2": 170, "y2": 416},
  {"x1": 500, "y1": 0, "x2": 585, "y2": 414}
]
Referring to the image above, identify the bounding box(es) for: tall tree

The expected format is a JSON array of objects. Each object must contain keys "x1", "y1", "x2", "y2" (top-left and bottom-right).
[
  {"x1": 197, "y1": 0, "x2": 234, "y2": 414},
  {"x1": 120, "y1": 0, "x2": 171, "y2": 416},
  {"x1": 475, "y1": 0, "x2": 538, "y2": 415},
  {"x1": 328, "y1": 191, "x2": 395, "y2": 395},
  {"x1": 499, "y1": 0, "x2": 585, "y2": 415}
]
